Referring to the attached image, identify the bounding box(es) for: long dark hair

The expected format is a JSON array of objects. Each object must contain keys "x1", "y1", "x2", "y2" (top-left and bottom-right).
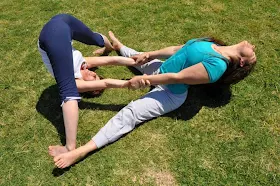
[{"x1": 195, "y1": 37, "x2": 256, "y2": 85}]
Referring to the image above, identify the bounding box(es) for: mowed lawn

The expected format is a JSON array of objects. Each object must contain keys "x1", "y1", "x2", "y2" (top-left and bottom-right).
[{"x1": 0, "y1": 0, "x2": 280, "y2": 185}]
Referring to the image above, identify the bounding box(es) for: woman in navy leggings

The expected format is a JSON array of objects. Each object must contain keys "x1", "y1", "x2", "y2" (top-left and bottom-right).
[{"x1": 38, "y1": 14, "x2": 143, "y2": 156}]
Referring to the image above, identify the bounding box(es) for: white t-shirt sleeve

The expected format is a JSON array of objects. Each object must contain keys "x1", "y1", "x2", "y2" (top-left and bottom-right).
[
  {"x1": 38, "y1": 41, "x2": 85, "y2": 79},
  {"x1": 72, "y1": 47, "x2": 85, "y2": 79}
]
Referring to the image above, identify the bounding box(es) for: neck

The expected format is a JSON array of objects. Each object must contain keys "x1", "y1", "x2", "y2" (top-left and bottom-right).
[{"x1": 213, "y1": 45, "x2": 240, "y2": 62}]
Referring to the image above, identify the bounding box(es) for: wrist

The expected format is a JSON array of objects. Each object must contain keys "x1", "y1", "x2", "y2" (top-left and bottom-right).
[{"x1": 146, "y1": 52, "x2": 154, "y2": 60}]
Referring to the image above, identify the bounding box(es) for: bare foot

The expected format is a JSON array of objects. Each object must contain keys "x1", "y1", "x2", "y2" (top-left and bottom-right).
[
  {"x1": 108, "y1": 31, "x2": 124, "y2": 51},
  {"x1": 48, "y1": 145, "x2": 69, "y2": 157},
  {"x1": 54, "y1": 150, "x2": 82, "y2": 169},
  {"x1": 93, "y1": 47, "x2": 112, "y2": 56},
  {"x1": 53, "y1": 140, "x2": 97, "y2": 169}
]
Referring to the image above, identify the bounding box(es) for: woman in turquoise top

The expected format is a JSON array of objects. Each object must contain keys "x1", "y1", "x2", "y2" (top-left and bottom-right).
[{"x1": 53, "y1": 32, "x2": 256, "y2": 169}]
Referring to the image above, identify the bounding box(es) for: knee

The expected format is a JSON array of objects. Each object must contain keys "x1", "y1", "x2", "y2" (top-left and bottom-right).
[
  {"x1": 111, "y1": 102, "x2": 138, "y2": 130},
  {"x1": 52, "y1": 13, "x2": 72, "y2": 21},
  {"x1": 123, "y1": 101, "x2": 143, "y2": 125}
]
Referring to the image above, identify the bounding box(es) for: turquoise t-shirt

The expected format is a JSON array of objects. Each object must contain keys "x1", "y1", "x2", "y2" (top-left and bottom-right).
[{"x1": 159, "y1": 38, "x2": 228, "y2": 94}]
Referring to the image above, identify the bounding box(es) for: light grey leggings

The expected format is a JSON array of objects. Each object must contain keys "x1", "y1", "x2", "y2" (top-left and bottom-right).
[{"x1": 92, "y1": 46, "x2": 188, "y2": 148}]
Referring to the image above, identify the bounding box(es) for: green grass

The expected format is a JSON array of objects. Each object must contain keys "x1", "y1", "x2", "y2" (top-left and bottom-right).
[{"x1": 0, "y1": 0, "x2": 280, "y2": 185}]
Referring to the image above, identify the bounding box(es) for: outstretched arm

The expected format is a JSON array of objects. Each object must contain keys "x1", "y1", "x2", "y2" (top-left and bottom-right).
[
  {"x1": 124, "y1": 63, "x2": 209, "y2": 89},
  {"x1": 147, "y1": 45, "x2": 184, "y2": 59},
  {"x1": 76, "y1": 79, "x2": 128, "y2": 92},
  {"x1": 132, "y1": 45, "x2": 184, "y2": 65},
  {"x1": 84, "y1": 56, "x2": 136, "y2": 68}
]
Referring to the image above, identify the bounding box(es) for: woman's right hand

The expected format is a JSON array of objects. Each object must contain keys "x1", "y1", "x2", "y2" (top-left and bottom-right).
[
  {"x1": 122, "y1": 75, "x2": 151, "y2": 90},
  {"x1": 131, "y1": 52, "x2": 151, "y2": 65}
]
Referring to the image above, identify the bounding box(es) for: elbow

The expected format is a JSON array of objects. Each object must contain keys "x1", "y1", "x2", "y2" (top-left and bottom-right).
[
  {"x1": 170, "y1": 73, "x2": 182, "y2": 84},
  {"x1": 77, "y1": 88, "x2": 86, "y2": 93},
  {"x1": 172, "y1": 47, "x2": 179, "y2": 53},
  {"x1": 76, "y1": 85, "x2": 89, "y2": 93},
  {"x1": 76, "y1": 83, "x2": 84, "y2": 93},
  {"x1": 172, "y1": 45, "x2": 182, "y2": 53},
  {"x1": 175, "y1": 72, "x2": 194, "y2": 84}
]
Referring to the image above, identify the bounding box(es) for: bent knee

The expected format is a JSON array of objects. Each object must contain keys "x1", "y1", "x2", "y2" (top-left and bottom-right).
[{"x1": 52, "y1": 13, "x2": 72, "y2": 21}]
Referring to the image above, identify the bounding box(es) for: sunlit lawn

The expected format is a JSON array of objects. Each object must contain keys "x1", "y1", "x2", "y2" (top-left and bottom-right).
[{"x1": 0, "y1": 0, "x2": 280, "y2": 185}]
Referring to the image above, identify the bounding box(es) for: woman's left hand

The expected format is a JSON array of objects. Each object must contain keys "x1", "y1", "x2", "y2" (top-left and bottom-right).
[{"x1": 131, "y1": 53, "x2": 151, "y2": 65}]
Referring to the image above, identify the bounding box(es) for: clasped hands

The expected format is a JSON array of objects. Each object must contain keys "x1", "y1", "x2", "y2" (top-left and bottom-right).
[
  {"x1": 122, "y1": 75, "x2": 151, "y2": 90},
  {"x1": 122, "y1": 52, "x2": 153, "y2": 90},
  {"x1": 131, "y1": 52, "x2": 151, "y2": 65}
]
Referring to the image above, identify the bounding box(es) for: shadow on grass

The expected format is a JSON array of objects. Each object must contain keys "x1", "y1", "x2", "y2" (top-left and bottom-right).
[
  {"x1": 166, "y1": 84, "x2": 232, "y2": 120},
  {"x1": 36, "y1": 85, "x2": 126, "y2": 145},
  {"x1": 37, "y1": 83, "x2": 231, "y2": 175},
  {"x1": 52, "y1": 167, "x2": 71, "y2": 177}
]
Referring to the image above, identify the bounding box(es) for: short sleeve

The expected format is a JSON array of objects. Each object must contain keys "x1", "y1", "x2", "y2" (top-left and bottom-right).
[
  {"x1": 72, "y1": 48, "x2": 85, "y2": 79},
  {"x1": 201, "y1": 57, "x2": 227, "y2": 83},
  {"x1": 186, "y1": 39, "x2": 197, "y2": 45}
]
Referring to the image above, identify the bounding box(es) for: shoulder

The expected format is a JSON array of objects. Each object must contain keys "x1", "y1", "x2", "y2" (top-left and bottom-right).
[
  {"x1": 203, "y1": 57, "x2": 227, "y2": 68},
  {"x1": 186, "y1": 38, "x2": 198, "y2": 45},
  {"x1": 201, "y1": 57, "x2": 228, "y2": 83},
  {"x1": 72, "y1": 49, "x2": 85, "y2": 79}
]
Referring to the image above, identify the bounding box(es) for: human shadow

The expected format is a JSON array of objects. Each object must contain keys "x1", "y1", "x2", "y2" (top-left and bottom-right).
[
  {"x1": 36, "y1": 85, "x2": 126, "y2": 145},
  {"x1": 166, "y1": 84, "x2": 232, "y2": 120}
]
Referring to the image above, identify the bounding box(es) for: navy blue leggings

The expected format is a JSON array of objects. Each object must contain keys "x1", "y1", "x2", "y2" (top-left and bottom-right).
[{"x1": 38, "y1": 14, "x2": 104, "y2": 103}]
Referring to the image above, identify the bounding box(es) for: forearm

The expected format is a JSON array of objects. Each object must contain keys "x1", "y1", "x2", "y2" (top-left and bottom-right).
[
  {"x1": 76, "y1": 79, "x2": 127, "y2": 92},
  {"x1": 147, "y1": 45, "x2": 183, "y2": 60},
  {"x1": 103, "y1": 79, "x2": 128, "y2": 88},
  {"x1": 127, "y1": 63, "x2": 210, "y2": 88},
  {"x1": 139, "y1": 72, "x2": 207, "y2": 86},
  {"x1": 109, "y1": 56, "x2": 136, "y2": 66},
  {"x1": 141, "y1": 73, "x2": 179, "y2": 85},
  {"x1": 85, "y1": 56, "x2": 136, "y2": 68}
]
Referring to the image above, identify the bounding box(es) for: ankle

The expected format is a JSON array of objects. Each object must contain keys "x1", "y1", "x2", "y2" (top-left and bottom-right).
[
  {"x1": 65, "y1": 145, "x2": 75, "y2": 151},
  {"x1": 113, "y1": 44, "x2": 123, "y2": 51}
]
